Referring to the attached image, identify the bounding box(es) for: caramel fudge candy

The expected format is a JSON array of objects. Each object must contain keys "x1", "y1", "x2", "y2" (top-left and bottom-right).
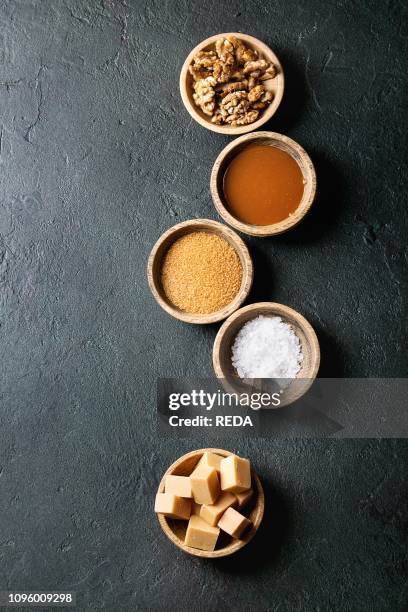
[
  {"x1": 200, "y1": 492, "x2": 236, "y2": 527},
  {"x1": 193, "y1": 451, "x2": 222, "y2": 474},
  {"x1": 165, "y1": 474, "x2": 192, "y2": 498},
  {"x1": 154, "y1": 493, "x2": 191, "y2": 520},
  {"x1": 220, "y1": 455, "x2": 251, "y2": 493},
  {"x1": 190, "y1": 465, "x2": 220, "y2": 505},
  {"x1": 185, "y1": 515, "x2": 220, "y2": 551},
  {"x1": 234, "y1": 488, "x2": 253, "y2": 509},
  {"x1": 218, "y1": 507, "x2": 251, "y2": 539}
]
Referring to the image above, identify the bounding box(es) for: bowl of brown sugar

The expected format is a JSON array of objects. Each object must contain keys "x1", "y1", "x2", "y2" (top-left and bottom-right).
[
  {"x1": 211, "y1": 131, "x2": 317, "y2": 237},
  {"x1": 147, "y1": 219, "x2": 253, "y2": 324}
]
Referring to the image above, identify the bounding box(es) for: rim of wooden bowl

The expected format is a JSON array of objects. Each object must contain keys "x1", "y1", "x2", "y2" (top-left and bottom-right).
[
  {"x1": 210, "y1": 131, "x2": 317, "y2": 237},
  {"x1": 212, "y1": 302, "x2": 320, "y2": 407},
  {"x1": 157, "y1": 448, "x2": 265, "y2": 558},
  {"x1": 147, "y1": 219, "x2": 254, "y2": 324},
  {"x1": 179, "y1": 33, "x2": 285, "y2": 135}
]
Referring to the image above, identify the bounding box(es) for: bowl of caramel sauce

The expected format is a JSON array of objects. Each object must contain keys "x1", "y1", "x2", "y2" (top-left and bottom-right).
[{"x1": 210, "y1": 131, "x2": 317, "y2": 237}]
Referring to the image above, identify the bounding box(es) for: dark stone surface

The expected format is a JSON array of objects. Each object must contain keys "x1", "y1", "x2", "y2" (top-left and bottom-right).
[{"x1": 0, "y1": 0, "x2": 407, "y2": 610}]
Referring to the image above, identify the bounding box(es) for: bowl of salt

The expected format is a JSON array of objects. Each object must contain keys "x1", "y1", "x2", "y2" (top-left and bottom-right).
[{"x1": 212, "y1": 302, "x2": 320, "y2": 407}]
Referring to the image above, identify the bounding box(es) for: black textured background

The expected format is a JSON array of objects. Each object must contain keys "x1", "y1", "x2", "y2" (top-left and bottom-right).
[{"x1": 0, "y1": 1, "x2": 407, "y2": 610}]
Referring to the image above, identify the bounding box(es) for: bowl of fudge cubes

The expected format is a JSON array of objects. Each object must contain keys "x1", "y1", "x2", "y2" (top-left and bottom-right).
[{"x1": 155, "y1": 448, "x2": 264, "y2": 558}]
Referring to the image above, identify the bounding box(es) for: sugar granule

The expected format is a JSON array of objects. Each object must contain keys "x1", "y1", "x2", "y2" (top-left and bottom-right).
[{"x1": 231, "y1": 315, "x2": 303, "y2": 379}]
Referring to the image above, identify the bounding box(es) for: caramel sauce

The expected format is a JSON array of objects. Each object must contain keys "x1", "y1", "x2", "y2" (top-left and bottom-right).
[{"x1": 223, "y1": 145, "x2": 304, "y2": 225}]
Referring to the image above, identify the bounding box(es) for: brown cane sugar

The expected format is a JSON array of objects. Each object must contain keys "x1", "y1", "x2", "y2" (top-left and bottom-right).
[{"x1": 160, "y1": 231, "x2": 242, "y2": 314}]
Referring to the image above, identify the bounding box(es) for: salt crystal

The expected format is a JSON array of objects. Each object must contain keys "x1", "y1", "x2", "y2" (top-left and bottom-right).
[{"x1": 231, "y1": 315, "x2": 303, "y2": 379}]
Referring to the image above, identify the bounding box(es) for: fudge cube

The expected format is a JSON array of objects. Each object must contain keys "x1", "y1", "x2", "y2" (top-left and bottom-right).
[
  {"x1": 154, "y1": 493, "x2": 191, "y2": 520},
  {"x1": 193, "y1": 451, "x2": 223, "y2": 474},
  {"x1": 220, "y1": 455, "x2": 251, "y2": 493},
  {"x1": 165, "y1": 474, "x2": 192, "y2": 498},
  {"x1": 200, "y1": 492, "x2": 237, "y2": 527},
  {"x1": 218, "y1": 507, "x2": 251, "y2": 539},
  {"x1": 234, "y1": 488, "x2": 253, "y2": 509},
  {"x1": 190, "y1": 465, "x2": 220, "y2": 505},
  {"x1": 185, "y1": 515, "x2": 220, "y2": 551}
]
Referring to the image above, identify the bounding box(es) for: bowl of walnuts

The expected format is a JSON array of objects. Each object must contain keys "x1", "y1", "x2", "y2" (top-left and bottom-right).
[{"x1": 180, "y1": 32, "x2": 284, "y2": 135}]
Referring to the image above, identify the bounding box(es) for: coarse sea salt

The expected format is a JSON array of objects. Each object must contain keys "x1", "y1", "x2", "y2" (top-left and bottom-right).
[{"x1": 231, "y1": 315, "x2": 303, "y2": 379}]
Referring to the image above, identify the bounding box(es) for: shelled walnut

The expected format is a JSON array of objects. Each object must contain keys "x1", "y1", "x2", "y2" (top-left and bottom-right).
[{"x1": 189, "y1": 35, "x2": 277, "y2": 127}]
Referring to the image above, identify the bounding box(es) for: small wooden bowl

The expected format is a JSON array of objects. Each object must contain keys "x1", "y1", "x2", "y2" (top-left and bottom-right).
[
  {"x1": 157, "y1": 448, "x2": 264, "y2": 558},
  {"x1": 213, "y1": 302, "x2": 320, "y2": 406},
  {"x1": 180, "y1": 33, "x2": 284, "y2": 135},
  {"x1": 211, "y1": 131, "x2": 317, "y2": 237},
  {"x1": 147, "y1": 219, "x2": 253, "y2": 324}
]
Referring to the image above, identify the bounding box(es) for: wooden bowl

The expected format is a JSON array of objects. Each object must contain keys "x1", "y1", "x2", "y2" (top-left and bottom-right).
[
  {"x1": 147, "y1": 219, "x2": 253, "y2": 324},
  {"x1": 210, "y1": 131, "x2": 317, "y2": 237},
  {"x1": 157, "y1": 448, "x2": 264, "y2": 558},
  {"x1": 180, "y1": 33, "x2": 284, "y2": 135},
  {"x1": 213, "y1": 302, "x2": 320, "y2": 406}
]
